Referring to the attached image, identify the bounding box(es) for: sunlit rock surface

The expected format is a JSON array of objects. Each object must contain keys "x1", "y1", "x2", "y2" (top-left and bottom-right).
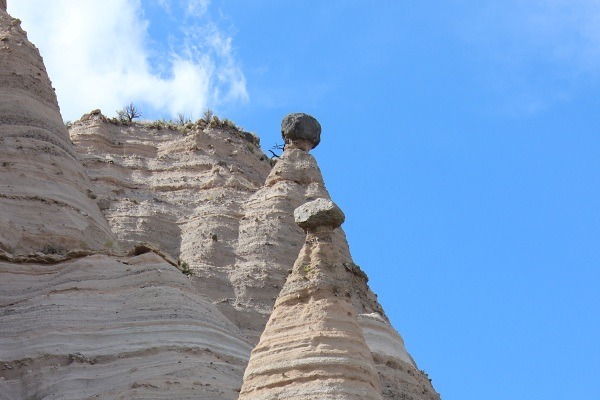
[
  {"x1": 0, "y1": 7, "x2": 115, "y2": 255},
  {"x1": 0, "y1": 4, "x2": 440, "y2": 399}
]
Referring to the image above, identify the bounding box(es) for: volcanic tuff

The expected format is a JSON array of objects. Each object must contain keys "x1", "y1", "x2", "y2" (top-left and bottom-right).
[
  {"x1": 239, "y1": 198, "x2": 383, "y2": 400},
  {"x1": 0, "y1": 4, "x2": 440, "y2": 400}
]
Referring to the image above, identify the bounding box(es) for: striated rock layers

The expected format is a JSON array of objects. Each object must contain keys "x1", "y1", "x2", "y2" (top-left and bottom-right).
[
  {"x1": 1, "y1": 4, "x2": 440, "y2": 400},
  {"x1": 239, "y1": 199, "x2": 382, "y2": 400},
  {"x1": 0, "y1": 7, "x2": 115, "y2": 254},
  {"x1": 0, "y1": 5, "x2": 250, "y2": 399},
  {"x1": 67, "y1": 112, "x2": 440, "y2": 399},
  {"x1": 0, "y1": 251, "x2": 253, "y2": 400}
]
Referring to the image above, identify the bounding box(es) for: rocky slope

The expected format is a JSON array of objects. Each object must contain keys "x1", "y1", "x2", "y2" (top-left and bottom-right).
[{"x1": 0, "y1": 3, "x2": 440, "y2": 400}]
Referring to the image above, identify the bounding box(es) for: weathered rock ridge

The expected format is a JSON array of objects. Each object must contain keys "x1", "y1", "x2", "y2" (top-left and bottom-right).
[{"x1": 0, "y1": 4, "x2": 440, "y2": 400}]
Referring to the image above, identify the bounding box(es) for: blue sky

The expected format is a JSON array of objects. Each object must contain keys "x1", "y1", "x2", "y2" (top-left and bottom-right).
[{"x1": 9, "y1": 1, "x2": 600, "y2": 399}]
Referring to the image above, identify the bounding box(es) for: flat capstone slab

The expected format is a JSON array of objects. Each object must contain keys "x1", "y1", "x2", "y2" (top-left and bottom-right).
[
  {"x1": 294, "y1": 198, "x2": 345, "y2": 230},
  {"x1": 281, "y1": 113, "x2": 321, "y2": 149}
]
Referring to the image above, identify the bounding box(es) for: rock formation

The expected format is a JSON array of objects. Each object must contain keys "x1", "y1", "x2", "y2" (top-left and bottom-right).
[
  {"x1": 0, "y1": 5, "x2": 251, "y2": 399},
  {"x1": 64, "y1": 113, "x2": 440, "y2": 399},
  {"x1": 0, "y1": 251, "x2": 253, "y2": 399},
  {"x1": 239, "y1": 198, "x2": 383, "y2": 399},
  {"x1": 0, "y1": 6, "x2": 115, "y2": 255},
  {"x1": 0, "y1": 4, "x2": 440, "y2": 400}
]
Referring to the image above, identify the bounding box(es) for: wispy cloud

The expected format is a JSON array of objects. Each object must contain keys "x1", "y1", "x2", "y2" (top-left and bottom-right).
[
  {"x1": 185, "y1": 0, "x2": 210, "y2": 18},
  {"x1": 460, "y1": 0, "x2": 600, "y2": 115},
  {"x1": 7, "y1": 0, "x2": 247, "y2": 121},
  {"x1": 484, "y1": 1, "x2": 600, "y2": 72}
]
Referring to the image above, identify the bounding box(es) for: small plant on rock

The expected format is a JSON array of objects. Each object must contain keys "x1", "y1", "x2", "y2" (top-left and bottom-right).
[
  {"x1": 202, "y1": 108, "x2": 213, "y2": 123},
  {"x1": 177, "y1": 258, "x2": 192, "y2": 276},
  {"x1": 176, "y1": 113, "x2": 192, "y2": 126}
]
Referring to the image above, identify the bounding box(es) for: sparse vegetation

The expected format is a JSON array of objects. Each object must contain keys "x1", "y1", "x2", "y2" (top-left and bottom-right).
[
  {"x1": 103, "y1": 107, "x2": 261, "y2": 151},
  {"x1": 116, "y1": 103, "x2": 142, "y2": 124},
  {"x1": 202, "y1": 108, "x2": 213, "y2": 123},
  {"x1": 269, "y1": 143, "x2": 285, "y2": 158},
  {"x1": 176, "y1": 113, "x2": 192, "y2": 126},
  {"x1": 177, "y1": 258, "x2": 192, "y2": 276}
]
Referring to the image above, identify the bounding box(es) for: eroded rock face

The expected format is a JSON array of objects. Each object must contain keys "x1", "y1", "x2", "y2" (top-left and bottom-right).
[
  {"x1": 0, "y1": 7, "x2": 115, "y2": 254},
  {"x1": 239, "y1": 200, "x2": 382, "y2": 400},
  {"x1": 68, "y1": 116, "x2": 440, "y2": 399},
  {"x1": 0, "y1": 252, "x2": 253, "y2": 400},
  {"x1": 0, "y1": 6, "x2": 440, "y2": 399},
  {"x1": 68, "y1": 116, "x2": 273, "y2": 338},
  {"x1": 230, "y1": 129, "x2": 355, "y2": 343}
]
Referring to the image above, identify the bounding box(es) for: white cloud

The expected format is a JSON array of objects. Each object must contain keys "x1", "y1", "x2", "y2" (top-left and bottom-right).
[
  {"x1": 185, "y1": 0, "x2": 210, "y2": 18},
  {"x1": 523, "y1": 1, "x2": 600, "y2": 73},
  {"x1": 458, "y1": 0, "x2": 600, "y2": 115},
  {"x1": 7, "y1": 0, "x2": 247, "y2": 121}
]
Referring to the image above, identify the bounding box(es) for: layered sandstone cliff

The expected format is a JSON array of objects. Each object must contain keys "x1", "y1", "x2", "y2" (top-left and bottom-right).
[
  {"x1": 0, "y1": 7, "x2": 115, "y2": 255},
  {"x1": 68, "y1": 112, "x2": 439, "y2": 400},
  {"x1": 0, "y1": 5, "x2": 256, "y2": 399},
  {"x1": 0, "y1": 4, "x2": 439, "y2": 400},
  {"x1": 0, "y1": 251, "x2": 253, "y2": 399}
]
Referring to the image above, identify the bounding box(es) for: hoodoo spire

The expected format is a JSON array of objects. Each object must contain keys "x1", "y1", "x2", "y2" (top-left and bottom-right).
[{"x1": 238, "y1": 198, "x2": 383, "y2": 400}]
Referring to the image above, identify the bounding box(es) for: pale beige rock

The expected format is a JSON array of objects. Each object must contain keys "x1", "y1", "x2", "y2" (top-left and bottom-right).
[
  {"x1": 0, "y1": 5, "x2": 440, "y2": 399},
  {"x1": 239, "y1": 201, "x2": 382, "y2": 400},
  {"x1": 68, "y1": 117, "x2": 273, "y2": 334},
  {"x1": 68, "y1": 117, "x2": 439, "y2": 400},
  {"x1": 359, "y1": 313, "x2": 439, "y2": 400},
  {"x1": 0, "y1": 252, "x2": 253, "y2": 400},
  {"x1": 0, "y1": 8, "x2": 115, "y2": 255}
]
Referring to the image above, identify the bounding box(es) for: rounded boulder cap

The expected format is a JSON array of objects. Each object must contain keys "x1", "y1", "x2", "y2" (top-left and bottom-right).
[
  {"x1": 281, "y1": 113, "x2": 321, "y2": 149},
  {"x1": 294, "y1": 198, "x2": 345, "y2": 230}
]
